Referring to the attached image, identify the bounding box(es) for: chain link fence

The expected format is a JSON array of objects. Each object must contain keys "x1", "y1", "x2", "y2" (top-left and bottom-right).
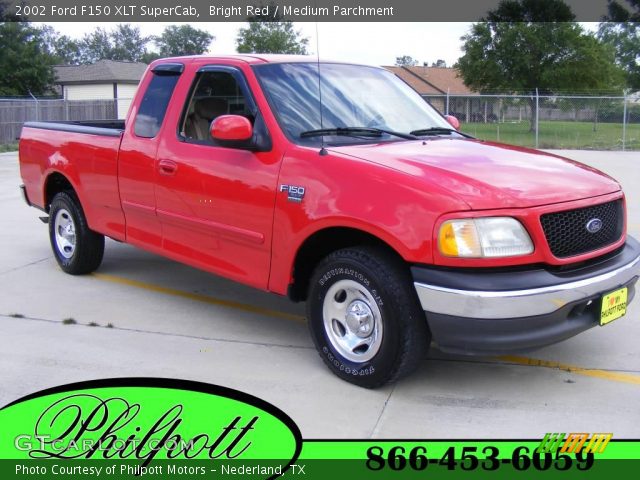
[
  {"x1": 0, "y1": 98, "x2": 131, "y2": 147},
  {"x1": 2, "y1": 94, "x2": 639, "y2": 151},
  {"x1": 423, "y1": 93, "x2": 639, "y2": 151}
]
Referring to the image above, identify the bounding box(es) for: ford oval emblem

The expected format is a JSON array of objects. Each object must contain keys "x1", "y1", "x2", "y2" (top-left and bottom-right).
[{"x1": 586, "y1": 218, "x2": 603, "y2": 234}]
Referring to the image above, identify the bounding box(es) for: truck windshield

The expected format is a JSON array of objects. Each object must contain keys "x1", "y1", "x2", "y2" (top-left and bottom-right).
[{"x1": 254, "y1": 62, "x2": 456, "y2": 146}]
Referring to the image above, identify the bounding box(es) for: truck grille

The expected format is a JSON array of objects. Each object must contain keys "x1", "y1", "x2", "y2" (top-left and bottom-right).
[{"x1": 541, "y1": 199, "x2": 624, "y2": 258}]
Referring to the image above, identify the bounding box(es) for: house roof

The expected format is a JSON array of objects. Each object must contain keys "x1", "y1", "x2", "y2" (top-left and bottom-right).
[
  {"x1": 54, "y1": 60, "x2": 148, "y2": 85},
  {"x1": 385, "y1": 66, "x2": 476, "y2": 95}
]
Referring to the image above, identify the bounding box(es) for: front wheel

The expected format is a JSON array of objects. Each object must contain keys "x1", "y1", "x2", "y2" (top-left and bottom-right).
[
  {"x1": 49, "y1": 191, "x2": 104, "y2": 275},
  {"x1": 306, "y1": 246, "x2": 430, "y2": 388}
]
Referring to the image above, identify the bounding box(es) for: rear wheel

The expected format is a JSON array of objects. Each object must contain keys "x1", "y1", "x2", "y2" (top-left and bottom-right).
[
  {"x1": 306, "y1": 246, "x2": 430, "y2": 388},
  {"x1": 49, "y1": 191, "x2": 104, "y2": 275}
]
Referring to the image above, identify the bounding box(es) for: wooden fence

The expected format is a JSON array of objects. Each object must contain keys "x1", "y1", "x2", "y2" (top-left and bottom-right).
[{"x1": 0, "y1": 98, "x2": 119, "y2": 145}]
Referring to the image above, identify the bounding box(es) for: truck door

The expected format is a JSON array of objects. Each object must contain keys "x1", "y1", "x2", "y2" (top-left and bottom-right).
[
  {"x1": 154, "y1": 65, "x2": 279, "y2": 290},
  {"x1": 118, "y1": 63, "x2": 183, "y2": 250}
]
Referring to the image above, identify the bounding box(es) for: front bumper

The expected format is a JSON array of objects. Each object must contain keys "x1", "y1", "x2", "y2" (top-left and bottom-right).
[{"x1": 413, "y1": 236, "x2": 640, "y2": 355}]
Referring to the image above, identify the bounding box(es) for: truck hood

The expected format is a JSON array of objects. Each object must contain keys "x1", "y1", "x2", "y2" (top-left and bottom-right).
[{"x1": 330, "y1": 138, "x2": 621, "y2": 209}]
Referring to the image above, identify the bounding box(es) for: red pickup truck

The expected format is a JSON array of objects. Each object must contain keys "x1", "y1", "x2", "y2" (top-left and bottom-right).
[{"x1": 19, "y1": 55, "x2": 640, "y2": 387}]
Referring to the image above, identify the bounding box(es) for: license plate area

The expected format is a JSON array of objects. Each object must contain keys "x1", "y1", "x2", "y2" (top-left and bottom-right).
[{"x1": 600, "y1": 287, "x2": 628, "y2": 326}]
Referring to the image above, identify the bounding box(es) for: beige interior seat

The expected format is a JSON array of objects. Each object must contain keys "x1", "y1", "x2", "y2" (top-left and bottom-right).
[{"x1": 185, "y1": 97, "x2": 228, "y2": 141}]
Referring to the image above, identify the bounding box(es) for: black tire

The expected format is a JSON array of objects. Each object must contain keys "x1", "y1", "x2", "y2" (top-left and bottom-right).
[
  {"x1": 48, "y1": 191, "x2": 104, "y2": 275},
  {"x1": 306, "y1": 246, "x2": 430, "y2": 388}
]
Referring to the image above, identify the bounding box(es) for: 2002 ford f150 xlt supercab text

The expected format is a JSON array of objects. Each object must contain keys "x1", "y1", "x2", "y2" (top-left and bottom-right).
[{"x1": 19, "y1": 55, "x2": 640, "y2": 387}]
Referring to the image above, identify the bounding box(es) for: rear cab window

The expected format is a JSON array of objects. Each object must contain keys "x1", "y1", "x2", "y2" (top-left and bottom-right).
[{"x1": 134, "y1": 63, "x2": 184, "y2": 138}]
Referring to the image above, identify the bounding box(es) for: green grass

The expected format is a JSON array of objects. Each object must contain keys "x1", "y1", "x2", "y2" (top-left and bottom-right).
[
  {"x1": 461, "y1": 120, "x2": 640, "y2": 150},
  {"x1": 0, "y1": 143, "x2": 18, "y2": 153}
]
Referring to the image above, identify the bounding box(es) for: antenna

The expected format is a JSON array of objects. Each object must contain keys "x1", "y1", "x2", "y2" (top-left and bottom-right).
[{"x1": 315, "y1": 21, "x2": 327, "y2": 156}]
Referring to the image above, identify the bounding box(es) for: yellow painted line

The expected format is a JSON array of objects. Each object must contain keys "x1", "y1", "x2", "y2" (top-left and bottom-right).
[
  {"x1": 498, "y1": 355, "x2": 640, "y2": 386},
  {"x1": 91, "y1": 273, "x2": 306, "y2": 324},
  {"x1": 90, "y1": 273, "x2": 639, "y2": 385}
]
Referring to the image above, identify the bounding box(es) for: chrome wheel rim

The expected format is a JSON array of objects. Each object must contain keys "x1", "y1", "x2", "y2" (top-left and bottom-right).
[
  {"x1": 322, "y1": 279, "x2": 383, "y2": 363},
  {"x1": 54, "y1": 209, "x2": 76, "y2": 259}
]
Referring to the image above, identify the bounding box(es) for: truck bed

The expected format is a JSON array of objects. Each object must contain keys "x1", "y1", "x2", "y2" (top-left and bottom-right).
[
  {"x1": 23, "y1": 120, "x2": 125, "y2": 137},
  {"x1": 19, "y1": 121, "x2": 126, "y2": 242}
]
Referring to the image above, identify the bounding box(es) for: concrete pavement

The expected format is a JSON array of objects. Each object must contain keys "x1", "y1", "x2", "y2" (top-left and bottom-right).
[{"x1": 1, "y1": 149, "x2": 639, "y2": 438}]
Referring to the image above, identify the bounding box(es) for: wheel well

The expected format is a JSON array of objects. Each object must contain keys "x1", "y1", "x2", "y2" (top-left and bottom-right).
[
  {"x1": 44, "y1": 173, "x2": 74, "y2": 212},
  {"x1": 288, "y1": 227, "x2": 404, "y2": 302}
]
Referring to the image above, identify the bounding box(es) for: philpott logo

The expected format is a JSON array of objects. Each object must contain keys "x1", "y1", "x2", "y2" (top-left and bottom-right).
[{"x1": 0, "y1": 379, "x2": 301, "y2": 478}]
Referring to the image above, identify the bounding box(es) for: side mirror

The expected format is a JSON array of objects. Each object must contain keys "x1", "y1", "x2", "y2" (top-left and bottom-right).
[
  {"x1": 210, "y1": 115, "x2": 253, "y2": 142},
  {"x1": 445, "y1": 115, "x2": 460, "y2": 130}
]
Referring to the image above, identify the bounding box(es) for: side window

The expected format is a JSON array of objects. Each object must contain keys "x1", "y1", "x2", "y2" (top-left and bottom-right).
[
  {"x1": 134, "y1": 71, "x2": 181, "y2": 138},
  {"x1": 180, "y1": 71, "x2": 254, "y2": 143}
]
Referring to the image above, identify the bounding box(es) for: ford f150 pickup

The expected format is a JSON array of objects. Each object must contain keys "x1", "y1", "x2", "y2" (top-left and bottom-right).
[{"x1": 19, "y1": 55, "x2": 640, "y2": 388}]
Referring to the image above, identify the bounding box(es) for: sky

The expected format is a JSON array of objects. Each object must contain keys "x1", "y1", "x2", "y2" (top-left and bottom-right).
[
  {"x1": 36, "y1": 22, "x2": 600, "y2": 67},
  {"x1": 33, "y1": 22, "x2": 482, "y2": 67}
]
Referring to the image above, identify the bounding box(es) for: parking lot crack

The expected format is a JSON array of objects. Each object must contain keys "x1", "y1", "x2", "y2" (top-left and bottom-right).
[
  {"x1": 370, "y1": 383, "x2": 397, "y2": 438},
  {"x1": 0, "y1": 313, "x2": 314, "y2": 351},
  {"x1": 0, "y1": 257, "x2": 50, "y2": 275}
]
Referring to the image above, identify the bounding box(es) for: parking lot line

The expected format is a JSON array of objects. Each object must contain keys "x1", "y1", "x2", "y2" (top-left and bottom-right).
[
  {"x1": 91, "y1": 272, "x2": 307, "y2": 324},
  {"x1": 91, "y1": 272, "x2": 640, "y2": 386},
  {"x1": 499, "y1": 355, "x2": 640, "y2": 386}
]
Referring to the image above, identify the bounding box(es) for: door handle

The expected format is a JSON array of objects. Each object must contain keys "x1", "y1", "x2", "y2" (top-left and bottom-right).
[{"x1": 158, "y1": 159, "x2": 178, "y2": 175}]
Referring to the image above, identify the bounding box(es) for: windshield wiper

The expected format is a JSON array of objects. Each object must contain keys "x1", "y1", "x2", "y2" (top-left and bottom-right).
[
  {"x1": 300, "y1": 127, "x2": 418, "y2": 140},
  {"x1": 410, "y1": 127, "x2": 473, "y2": 138}
]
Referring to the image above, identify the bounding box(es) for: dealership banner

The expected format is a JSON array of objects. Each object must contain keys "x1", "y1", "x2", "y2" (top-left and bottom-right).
[
  {"x1": 0, "y1": 379, "x2": 638, "y2": 479},
  {"x1": 4, "y1": 0, "x2": 623, "y2": 22}
]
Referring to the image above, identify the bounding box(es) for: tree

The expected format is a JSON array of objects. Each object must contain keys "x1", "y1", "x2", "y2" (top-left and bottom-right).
[
  {"x1": 0, "y1": 22, "x2": 55, "y2": 95},
  {"x1": 236, "y1": 5, "x2": 308, "y2": 54},
  {"x1": 598, "y1": 1, "x2": 640, "y2": 90},
  {"x1": 1, "y1": 0, "x2": 15, "y2": 20},
  {"x1": 0, "y1": 0, "x2": 24, "y2": 21},
  {"x1": 77, "y1": 27, "x2": 112, "y2": 63},
  {"x1": 431, "y1": 59, "x2": 447, "y2": 67},
  {"x1": 603, "y1": 0, "x2": 639, "y2": 21},
  {"x1": 456, "y1": 0, "x2": 624, "y2": 131},
  {"x1": 38, "y1": 25, "x2": 81, "y2": 64},
  {"x1": 51, "y1": 35, "x2": 82, "y2": 64},
  {"x1": 109, "y1": 24, "x2": 150, "y2": 62},
  {"x1": 395, "y1": 55, "x2": 418, "y2": 66},
  {"x1": 140, "y1": 51, "x2": 162, "y2": 64},
  {"x1": 154, "y1": 25, "x2": 214, "y2": 57},
  {"x1": 76, "y1": 24, "x2": 150, "y2": 64}
]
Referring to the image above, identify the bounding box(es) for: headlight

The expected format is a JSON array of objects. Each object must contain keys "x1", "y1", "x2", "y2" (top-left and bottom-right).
[{"x1": 438, "y1": 217, "x2": 533, "y2": 258}]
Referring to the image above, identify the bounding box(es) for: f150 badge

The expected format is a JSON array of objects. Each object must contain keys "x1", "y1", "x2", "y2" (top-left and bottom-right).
[{"x1": 280, "y1": 184, "x2": 306, "y2": 203}]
